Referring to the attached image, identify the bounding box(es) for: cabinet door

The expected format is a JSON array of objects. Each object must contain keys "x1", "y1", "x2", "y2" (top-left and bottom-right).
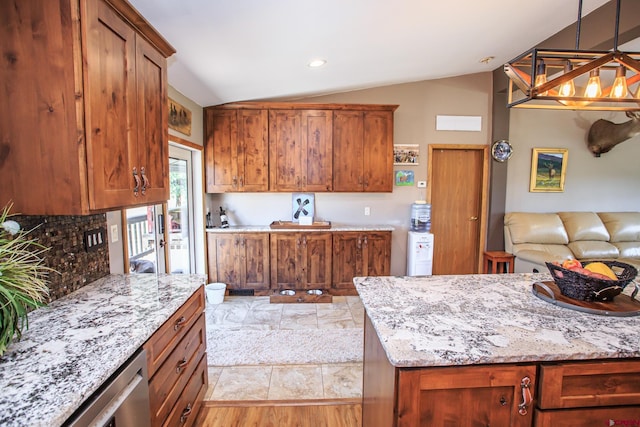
[
  {"x1": 363, "y1": 111, "x2": 393, "y2": 192},
  {"x1": 238, "y1": 110, "x2": 269, "y2": 191},
  {"x1": 205, "y1": 109, "x2": 239, "y2": 192},
  {"x1": 240, "y1": 233, "x2": 270, "y2": 290},
  {"x1": 269, "y1": 110, "x2": 302, "y2": 191},
  {"x1": 207, "y1": 234, "x2": 241, "y2": 287},
  {"x1": 332, "y1": 232, "x2": 364, "y2": 289},
  {"x1": 397, "y1": 365, "x2": 536, "y2": 427},
  {"x1": 85, "y1": 0, "x2": 139, "y2": 209},
  {"x1": 362, "y1": 232, "x2": 391, "y2": 276},
  {"x1": 333, "y1": 111, "x2": 365, "y2": 191},
  {"x1": 270, "y1": 233, "x2": 300, "y2": 289},
  {"x1": 301, "y1": 110, "x2": 332, "y2": 191},
  {"x1": 135, "y1": 35, "x2": 169, "y2": 204},
  {"x1": 300, "y1": 233, "x2": 332, "y2": 289}
]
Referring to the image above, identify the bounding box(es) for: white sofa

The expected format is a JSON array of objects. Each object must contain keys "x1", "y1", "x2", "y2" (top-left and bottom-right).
[{"x1": 504, "y1": 212, "x2": 640, "y2": 273}]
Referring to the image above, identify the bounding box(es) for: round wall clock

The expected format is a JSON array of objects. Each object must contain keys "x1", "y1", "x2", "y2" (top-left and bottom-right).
[{"x1": 491, "y1": 140, "x2": 513, "y2": 162}]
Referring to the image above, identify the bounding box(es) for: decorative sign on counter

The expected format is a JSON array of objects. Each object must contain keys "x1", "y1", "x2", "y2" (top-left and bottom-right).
[{"x1": 292, "y1": 193, "x2": 314, "y2": 222}]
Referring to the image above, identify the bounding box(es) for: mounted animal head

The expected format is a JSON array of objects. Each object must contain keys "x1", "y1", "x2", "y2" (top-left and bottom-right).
[{"x1": 587, "y1": 111, "x2": 640, "y2": 157}]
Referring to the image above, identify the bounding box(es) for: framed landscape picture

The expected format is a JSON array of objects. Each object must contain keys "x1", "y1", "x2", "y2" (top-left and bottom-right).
[{"x1": 529, "y1": 148, "x2": 568, "y2": 192}]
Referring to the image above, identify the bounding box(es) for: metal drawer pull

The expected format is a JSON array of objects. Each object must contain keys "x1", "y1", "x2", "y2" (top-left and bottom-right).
[
  {"x1": 132, "y1": 167, "x2": 140, "y2": 196},
  {"x1": 180, "y1": 403, "x2": 193, "y2": 424},
  {"x1": 176, "y1": 357, "x2": 188, "y2": 374},
  {"x1": 518, "y1": 376, "x2": 532, "y2": 416},
  {"x1": 140, "y1": 167, "x2": 149, "y2": 195},
  {"x1": 173, "y1": 316, "x2": 186, "y2": 331}
]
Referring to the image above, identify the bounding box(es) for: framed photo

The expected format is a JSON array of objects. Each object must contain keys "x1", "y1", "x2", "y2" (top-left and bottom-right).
[
  {"x1": 168, "y1": 98, "x2": 192, "y2": 136},
  {"x1": 395, "y1": 170, "x2": 414, "y2": 186},
  {"x1": 529, "y1": 148, "x2": 568, "y2": 192},
  {"x1": 292, "y1": 193, "x2": 315, "y2": 221},
  {"x1": 393, "y1": 144, "x2": 419, "y2": 165}
]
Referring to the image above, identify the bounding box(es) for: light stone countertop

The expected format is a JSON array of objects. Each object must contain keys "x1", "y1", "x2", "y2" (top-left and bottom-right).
[
  {"x1": 206, "y1": 224, "x2": 395, "y2": 233},
  {"x1": 0, "y1": 273, "x2": 206, "y2": 427},
  {"x1": 354, "y1": 273, "x2": 640, "y2": 368}
]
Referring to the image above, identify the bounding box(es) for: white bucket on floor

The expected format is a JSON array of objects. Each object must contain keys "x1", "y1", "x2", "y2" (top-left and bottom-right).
[{"x1": 206, "y1": 283, "x2": 226, "y2": 304}]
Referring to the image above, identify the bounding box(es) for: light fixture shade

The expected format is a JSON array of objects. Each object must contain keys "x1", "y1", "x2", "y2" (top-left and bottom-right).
[
  {"x1": 504, "y1": 48, "x2": 640, "y2": 111},
  {"x1": 584, "y1": 69, "x2": 602, "y2": 98},
  {"x1": 610, "y1": 66, "x2": 628, "y2": 98}
]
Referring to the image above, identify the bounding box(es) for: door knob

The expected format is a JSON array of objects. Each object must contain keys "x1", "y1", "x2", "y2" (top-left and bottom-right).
[{"x1": 470, "y1": 216, "x2": 478, "y2": 221}]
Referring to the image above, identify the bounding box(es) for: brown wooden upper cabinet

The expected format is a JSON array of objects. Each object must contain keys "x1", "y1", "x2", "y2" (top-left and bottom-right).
[
  {"x1": 0, "y1": 0, "x2": 175, "y2": 215},
  {"x1": 203, "y1": 102, "x2": 397, "y2": 193},
  {"x1": 269, "y1": 110, "x2": 333, "y2": 192},
  {"x1": 333, "y1": 110, "x2": 395, "y2": 192},
  {"x1": 205, "y1": 109, "x2": 269, "y2": 192}
]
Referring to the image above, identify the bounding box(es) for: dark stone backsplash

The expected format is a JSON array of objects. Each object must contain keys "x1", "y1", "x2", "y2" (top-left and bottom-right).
[{"x1": 15, "y1": 214, "x2": 110, "y2": 302}]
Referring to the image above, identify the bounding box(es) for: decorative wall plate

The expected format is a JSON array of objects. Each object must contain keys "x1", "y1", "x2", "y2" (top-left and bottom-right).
[{"x1": 491, "y1": 140, "x2": 513, "y2": 162}]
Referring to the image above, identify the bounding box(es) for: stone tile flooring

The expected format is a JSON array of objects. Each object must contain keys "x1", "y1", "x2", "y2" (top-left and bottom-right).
[{"x1": 203, "y1": 295, "x2": 364, "y2": 401}]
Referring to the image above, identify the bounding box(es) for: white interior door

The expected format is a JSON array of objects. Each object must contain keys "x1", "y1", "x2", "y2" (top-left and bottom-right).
[{"x1": 168, "y1": 145, "x2": 196, "y2": 274}]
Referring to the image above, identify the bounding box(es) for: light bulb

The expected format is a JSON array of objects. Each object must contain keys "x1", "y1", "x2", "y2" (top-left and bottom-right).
[
  {"x1": 610, "y1": 66, "x2": 628, "y2": 98},
  {"x1": 534, "y1": 61, "x2": 548, "y2": 96},
  {"x1": 584, "y1": 69, "x2": 602, "y2": 98},
  {"x1": 557, "y1": 63, "x2": 575, "y2": 97}
]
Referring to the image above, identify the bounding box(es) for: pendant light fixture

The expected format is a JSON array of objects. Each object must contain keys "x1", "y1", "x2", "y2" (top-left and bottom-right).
[{"x1": 504, "y1": 0, "x2": 640, "y2": 111}]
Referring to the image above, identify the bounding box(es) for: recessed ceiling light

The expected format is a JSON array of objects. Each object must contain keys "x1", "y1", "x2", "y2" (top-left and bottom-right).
[{"x1": 308, "y1": 58, "x2": 327, "y2": 68}]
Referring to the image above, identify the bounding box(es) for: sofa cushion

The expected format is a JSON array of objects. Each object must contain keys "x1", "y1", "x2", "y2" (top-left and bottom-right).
[
  {"x1": 504, "y1": 213, "x2": 568, "y2": 245},
  {"x1": 511, "y1": 244, "x2": 575, "y2": 262},
  {"x1": 567, "y1": 241, "x2": 619, "y2": 259},
  {"x1": 612, "y1": 242, "x2": 640, "y2": 258},
  {"x1": 558, "y1": 212, "x2": 609, "y2": 241},
  {"x1": 598, "y1": 212, "x2": 640, "y2": 242}
]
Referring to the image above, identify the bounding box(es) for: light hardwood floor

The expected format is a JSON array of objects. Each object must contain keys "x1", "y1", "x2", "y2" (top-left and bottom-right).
[{"x1": 195, "y1": 400, "x2": 362, "y2": 427}]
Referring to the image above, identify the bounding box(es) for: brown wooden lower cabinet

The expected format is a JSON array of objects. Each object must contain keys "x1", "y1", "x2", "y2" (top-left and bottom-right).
[
  {"x1": 363, "y1": 314, "x2": 640, "y2": 427},
  {"x1": 206, "y1": 230, "x2": 392, "y2": 295},
  {"x1": 206, "y1": 232, "x2": 270, "y2": 291},
  {"x1": 332, "y1": 231, "x2": 391, "y2": 293},
  {"x1": 144, "y1": 287, "x2": 208, "y2": 427},
  {"x1": 270, "y1": 232, "x2": 332, "y2": 290}
]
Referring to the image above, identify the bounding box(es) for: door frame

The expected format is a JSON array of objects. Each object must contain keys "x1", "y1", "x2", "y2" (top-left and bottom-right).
[{"x1": 426, "y1": 144, "x2": 490, "y2": 272}]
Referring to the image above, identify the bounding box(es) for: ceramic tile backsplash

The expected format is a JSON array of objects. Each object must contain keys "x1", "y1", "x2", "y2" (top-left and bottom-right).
[{"x1": 15, "y1": 214, "x2": 110, "y2": 302}]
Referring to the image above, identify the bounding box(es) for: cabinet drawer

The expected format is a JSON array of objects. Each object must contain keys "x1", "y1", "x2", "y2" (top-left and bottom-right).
[
  {"x1": 144, "y1": 286, "x2": 205, "y2": 378},
  {"x1": 163, "y1": 354, "x2": 208, "y2": 427},
  {"x1": 538, "y1": 360, "x2": 640, "y2": 409},
  {"x1": 535, "y1": 406, "x2": 640, "y2": 427},
  {"x1": 149, "y1": 313, "x2": 207, "y2": 426}
]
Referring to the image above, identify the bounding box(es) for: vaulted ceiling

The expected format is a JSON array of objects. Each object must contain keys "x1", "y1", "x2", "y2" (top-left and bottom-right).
[{"x1": 129, "y1": 0, "x2": 640, "y2": 107}]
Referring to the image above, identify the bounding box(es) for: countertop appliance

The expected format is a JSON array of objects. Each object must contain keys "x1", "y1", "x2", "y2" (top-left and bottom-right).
[{"x1": 65, "y1": 349, "x2": 150, "y2": 427}]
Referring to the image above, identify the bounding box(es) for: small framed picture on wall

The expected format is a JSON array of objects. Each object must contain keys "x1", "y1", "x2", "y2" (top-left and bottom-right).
[
  {"x1": 393, "y1": 144, "x2": 419, "y2": 165},
  {"x1": 529, "y1": 148, "x2": 568, "y2": 192}
]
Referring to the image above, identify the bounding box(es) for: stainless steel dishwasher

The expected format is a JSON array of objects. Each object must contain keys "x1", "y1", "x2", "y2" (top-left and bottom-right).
[{"x1": 65, "y1": 349, "x2": 151, "y2": 427}]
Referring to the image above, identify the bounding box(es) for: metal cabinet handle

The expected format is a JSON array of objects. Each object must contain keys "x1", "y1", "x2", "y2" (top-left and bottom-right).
[
  {"x1": 518, "y1": 376, "x2": 533, "y2": 416},
  {"x1": 140, "y1": 167, "x2": 149, "y2": 195},
  {"x1": 232, "y1": 176, "x2": 237, "y2": 188},
  {"x1": 132, "y1": 167, "x2": 140, "y2": 196},
  {"x1": 363, "y1": 236, "x2": 368, "y2": 246},
  {"x1": 173, "y1": 315, "x2": 186, "y2": 331},
  {"x1": 176, "y1": 357, "x2": 188, "y2": 374},
  {"x1": 180, "y1": 403, "x2": 193, "y2": 424}
]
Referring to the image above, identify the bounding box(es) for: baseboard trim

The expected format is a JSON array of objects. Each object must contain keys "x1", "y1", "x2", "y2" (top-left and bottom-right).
[{"x1": 202, "y1": 397, "x2": 362, "y2": 408}]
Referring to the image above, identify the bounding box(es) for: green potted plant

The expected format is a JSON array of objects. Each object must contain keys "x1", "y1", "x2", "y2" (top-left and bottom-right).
[{"x1": 0, "y1": 204, "x2": 52, "y2": 356}]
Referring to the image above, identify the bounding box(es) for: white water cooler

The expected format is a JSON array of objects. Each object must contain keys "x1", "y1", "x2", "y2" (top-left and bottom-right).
[{"x1": 406, "y1": 231, "x2": 434, "y2": 276}]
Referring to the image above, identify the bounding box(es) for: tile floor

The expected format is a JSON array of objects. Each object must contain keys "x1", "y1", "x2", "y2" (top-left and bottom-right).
[{"x1": 203, "y1": 295, "x2": 364, "y2": 401}]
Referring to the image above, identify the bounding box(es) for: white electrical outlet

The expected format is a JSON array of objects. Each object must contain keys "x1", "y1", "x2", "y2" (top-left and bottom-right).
[
  {"x1": 364, "y1": 207, "x2": 371, "y2": 216},
  {"x1": 110, "y1": 224, "x2": 119, "y2": 243}
]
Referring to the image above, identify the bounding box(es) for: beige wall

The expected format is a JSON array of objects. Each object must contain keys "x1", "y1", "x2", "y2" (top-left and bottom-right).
[
  {"x1": 206, "y1": 73, "x2": 493, "y2": 275},
  {"x1": 506, "y1": 109, "x2": 640, "y2": 213},
  {"x1": 169, "y1": 86, "x2": 204, "y2": 146}
]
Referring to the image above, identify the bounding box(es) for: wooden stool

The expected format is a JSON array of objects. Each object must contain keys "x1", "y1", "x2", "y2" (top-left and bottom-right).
[{"x1": 483, "y1": 251, "x2": 515, "y2": 274}]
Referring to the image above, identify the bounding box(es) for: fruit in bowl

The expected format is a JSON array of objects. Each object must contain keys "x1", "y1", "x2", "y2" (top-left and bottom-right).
[{"x1": 554, "y1": 259, "x2": 617, "y2": 281}]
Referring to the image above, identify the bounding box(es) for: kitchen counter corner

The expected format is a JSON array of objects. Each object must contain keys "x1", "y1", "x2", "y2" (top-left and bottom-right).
[{"x1": 0, "y1": 273, "x2": 206, "y2": 427}]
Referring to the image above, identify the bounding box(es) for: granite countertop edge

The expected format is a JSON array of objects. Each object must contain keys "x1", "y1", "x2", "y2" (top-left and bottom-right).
[
  {"x1": 0, "y1": 273, "x2": 207, "y2": 427},
  {"x1": 354, "y1": 274, "x2": 640, "y2": 369},
  {"x1": 206, "y1": 224, "x2": 395, "y2": 232}
]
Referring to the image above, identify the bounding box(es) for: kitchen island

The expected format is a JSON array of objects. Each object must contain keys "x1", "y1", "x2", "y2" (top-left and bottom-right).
[
  {"x1": 0, "y1": 273, "x2": 206, "y2": 427},
  {"x1": 355, "y1": 273, "x2": 640, "y2": 427}
]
